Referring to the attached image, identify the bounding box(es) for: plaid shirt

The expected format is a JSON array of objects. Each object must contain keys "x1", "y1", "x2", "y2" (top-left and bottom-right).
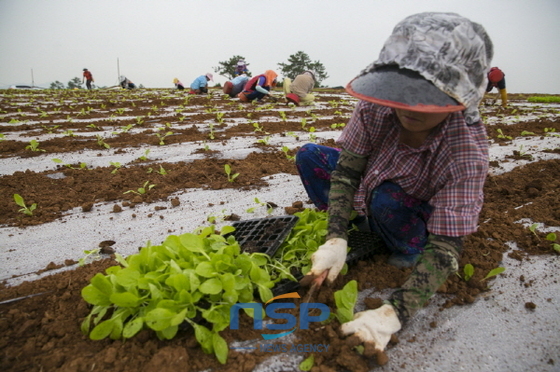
[{"x1": 337, "y1": 101, "x2": 489, "y2": 237}]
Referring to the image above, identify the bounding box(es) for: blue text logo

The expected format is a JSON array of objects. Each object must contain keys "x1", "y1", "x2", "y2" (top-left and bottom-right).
[{"x1": 230, "y1": 292, "x2": 330, "y2": 340}]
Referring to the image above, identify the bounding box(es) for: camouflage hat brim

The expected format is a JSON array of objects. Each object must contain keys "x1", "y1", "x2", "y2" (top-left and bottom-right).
[{"x1": 346, "y1": 65, "x2": 465, "y2": 113}]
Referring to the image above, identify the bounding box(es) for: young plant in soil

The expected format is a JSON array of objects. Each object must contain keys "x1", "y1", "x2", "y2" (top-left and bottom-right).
[
  {"x1": 224, "y1": 164, "x2": 239, "y2": 182},
  {"x1": 110, "y1": 162, "x2": 122, "y2": 174},
  {"x1": 146, "y1": 165, "x2": 168, "y2": 175},
  {"x1": 215, "y1": 112, "x2": 225, "y2": 124},
  {"x1": 52, "y1": 158, "x2": 89, "y2": 170},
  {"x1": 41, "y1": 124, "x2": 60, "y2": 133},
  {"x1": 334, "y1": 280, "x2": 358, "y2": 324},
  {"x1": 544, "y1": 128, "x2": 559, "y2": 137},
  {"x1": 13, "y1": 193, "x2": 37, "y2": 216},
  {"x1": 459, "y1": 263, "x2": 505, "y2": 282},
  {"x1": 496, "y1": 128, "x2": 512, "y2": 140},
  {"x1": 299, "y1": 354, "x2": 315, "y2": 371},
  {"x1": 78, "y1": 248, "x2": 101, "y2": 266},
  {"x1": 545, "y1": 233, "x2": 560, "y2": 252},
  {"x1": 245, "y1": 197, "x2": 274, "y2": 214},
  {"x1": 252, "y1": 122, "x2": 265, "y2": 133},
  {"x1": 256, "y1": 136, "x2": 271, "y2": 145},
  {"x1": 123, "y1": 181, "x2": 155, "y2": 195},
  {"x1": 25, "y1": 139, "x2": 45, "y2": 152},
  {"x1": 281, "y1": 146, "x2": 295, "y2": 161},
  {"x1": 95, "y1": 134, "x2": 110, "y2": 149},
  {"x1": 137, "y1": 149, "x2": 151, "y2": 161},
  {"x1": 331, "y1": 123, "x2": 346, "y2": 129},
  {"x1": 155, "y1": 129, "x2": 173, "y2": 145}
]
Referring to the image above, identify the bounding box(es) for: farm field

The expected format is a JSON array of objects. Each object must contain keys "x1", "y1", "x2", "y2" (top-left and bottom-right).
[{"x1": 1, "y1": 88, "x2": 559, "y2": 372}]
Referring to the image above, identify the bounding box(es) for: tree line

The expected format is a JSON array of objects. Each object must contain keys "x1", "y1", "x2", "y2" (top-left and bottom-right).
[{"x1": 213, "y1": 51, "x2": 328, "y2": 87}]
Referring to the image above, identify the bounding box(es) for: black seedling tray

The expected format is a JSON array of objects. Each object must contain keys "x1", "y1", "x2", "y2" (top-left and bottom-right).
[
  {"x1": 346, "y1": 230, "x2": 388, "y2": 264},
  {"x1": 228, "y1": 216, "x2": 299, "y2": 257}
]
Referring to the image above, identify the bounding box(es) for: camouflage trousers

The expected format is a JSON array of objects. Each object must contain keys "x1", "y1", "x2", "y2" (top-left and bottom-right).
[{"x1": 388, "y1": 235, "x2": 462, "y2": 324}]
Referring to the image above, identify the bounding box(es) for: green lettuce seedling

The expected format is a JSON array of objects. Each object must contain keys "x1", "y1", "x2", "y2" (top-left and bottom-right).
[
  {"x1": 13, "y1": 194, "x2": 37, "y2": 216},
  {"x1": 138, "y1": 149, "x2": 150, "y2": 161},
  {"x1": 78, "y1": 248, "x2": 101, "y2": 266},
  {"x1": 546, "y1": 233, "x2": 560, "y2": 253},
  {"x1": 459, "y1": 263, "x2": 505, "y2": 282},
  {"x1": 52, "y1": 158, "x2": 88, "y2": 170},
  {"x1": 124, "y1": 181, "x2": 155, "y2": 195},
  {"x1": 481, "y1": 267, "x2": 506, "y2": 281},
  {"x1": 334, "y1": 280, "x2": 358, "y2": 324},
  {"x1": 462, "y1": 263, "x2": 474, "y2": 281},
  {"x1": 95, "y1": 134, "x2": 110, "y2": 149},
  {"x1": 155, "y1": 129, "x2": 173, "y2": 145},
  {"x1": 80, "y1": 225, "x2": 280, "y2": 365},
  {"x1": 246, "y1": 197, "x2": 273, "y2": 214},
  {"x1": 281, "y1": 146, "x2": 295, "y2": 161},
  {"x1": 256, "y1": 136, "x2": 271, "y2": 145},
  {"x1": 25, "y1": 139, "x2": 45, "y2": 152},
  {"x1": 496, "y1": 128, "x2": 512, "y2": 140},
  {"x1": 299, "y1": 355, "x2": 314, "y2": 371},
  {"x1": 529, "y1": 223, "x2": 540, "y2": 239},
  {"x1": 224, "y1": 164, "x2": 239, "y2": 183}
]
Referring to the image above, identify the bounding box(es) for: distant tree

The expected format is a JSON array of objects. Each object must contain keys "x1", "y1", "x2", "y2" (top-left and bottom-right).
[
  {"x1": 139, "y1": 84, "x2": 145, "y2": 88},
  {"x1": 50, "y1": 81, "x2": 65, "y2": 89},
  {"x1": 213, "y1": 55, "x2": 251, "y2": 80},
  {"x1": 277, "y1": 51, "x2": 329, "y2": 87},
  {"x1": 67, "y1": 77, "x2": 82, "y2": 89}
]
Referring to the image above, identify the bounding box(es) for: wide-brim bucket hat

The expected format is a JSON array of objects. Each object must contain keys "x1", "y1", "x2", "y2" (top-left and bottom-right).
[
  {"x1": 346, "y1": 12, "x2": 493, "y2": 116},
  {"x1": 347, "y1": 65, "x2": 463, "y2": 113}
]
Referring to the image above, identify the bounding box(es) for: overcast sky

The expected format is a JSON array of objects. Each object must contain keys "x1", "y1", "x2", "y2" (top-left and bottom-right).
[{"x1": 1, "y1": 0, "x2": 558, "y2": 93}]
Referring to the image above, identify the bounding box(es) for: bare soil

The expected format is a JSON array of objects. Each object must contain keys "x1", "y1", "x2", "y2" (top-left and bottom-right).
[{"x1": 0, "y1": 90, "x2": 559, "y2": 371}]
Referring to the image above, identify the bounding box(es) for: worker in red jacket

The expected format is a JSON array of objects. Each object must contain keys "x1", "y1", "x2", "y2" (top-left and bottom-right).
[
  {"x1": 82, "y1": 68, "x2": 94, "y2": 90},
  {"x1": 486, "y1": 67, "x2": 507, "y2": 107},
  {"x1": 237, "y1": 70, "x2": 278, "y2": 103}
]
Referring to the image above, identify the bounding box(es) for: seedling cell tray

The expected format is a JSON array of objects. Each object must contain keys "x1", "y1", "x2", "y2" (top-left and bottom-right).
[{"x1": 229, "y1": 216, "x2": 299, "y2": 257}]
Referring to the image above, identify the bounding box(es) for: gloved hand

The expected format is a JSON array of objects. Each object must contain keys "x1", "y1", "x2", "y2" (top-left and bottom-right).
[
  {"x1": 340, "y1": 304, "x2": 401, "y2": 352},
  {"x1": 307, "y1": 238, "x2": 347, "y2": 283}
]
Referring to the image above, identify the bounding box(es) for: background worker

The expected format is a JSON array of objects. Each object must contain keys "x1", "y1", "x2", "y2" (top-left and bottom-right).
[
  {"x1": 237, "y1": 70, "x2": 278, "y2": 103},
  {"x1": 119, "y1": 76, "x2": 136, "y2": 89},
  {"x1": 189, "y1": 73, "x2": 213, "y2": 94},
  {"x1": 297, "y1": 12, "x2": 493, "y2": 355},
  {"x1": 486, "y1": 67, "x2": 507, "y2": 107},
  {"x1": 283, "y1": 70, "x2": 316, "y2": 106},
  {"x1": 82, "y1": 68, "x2": 94, "y2": 90},
  {"x1": 173, "y1": 78, "x2": 185, "y2": 90},
  {"x1": 235, "y1": 59, "x2": 250, "y2": 76},
  {"x1": 223, "y1": 74, "x2": 249, "y2": 98}
]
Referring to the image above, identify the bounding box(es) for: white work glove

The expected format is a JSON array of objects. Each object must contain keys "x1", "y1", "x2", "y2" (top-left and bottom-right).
[
  {"x1": 340, "y1": 305, "x2": 401, "y2": 351},
  {"x1": 308, "y1": 238, "x2": 347, "y2": 283},
  {"x1": 340, "y1": 304, "x2": 401, "y2": 352}
]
